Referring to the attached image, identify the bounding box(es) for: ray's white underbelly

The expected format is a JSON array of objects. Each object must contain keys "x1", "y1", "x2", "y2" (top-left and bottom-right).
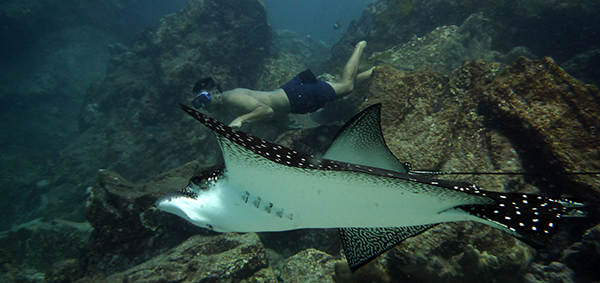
[{"x1": 212, "y1": 168, "x2": 486, "y2": 232}]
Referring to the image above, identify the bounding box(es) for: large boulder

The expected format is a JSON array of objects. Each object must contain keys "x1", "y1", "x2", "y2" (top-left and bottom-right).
[
  {"x1": 329, "y1": 0, "x2": 600, "y2": 70},
  {"x1": 316, "y1": 13, "x2": 500, "y2": 126},
  {"x1": 36, "y1": 57, "x2": 599, "y2": 282},
  {"x1": 40, "y1": 160, "x2": 279, "y2": 282},
  {"x1": 384, "y1": 223, "x2": 535, "y2": 282},
  {"x1": 354, "y1": 58, "x2": 599, "y2": 281},
  {"x1": 365, "y1": 13, "x2": 494, "y2": 75},
  {"x1": 45, "y1": 0, "x2": 271, "y2": 223},
  {"x1": 560, "y1": 223, "x2": 600, "y2": 282},
  {"x1": 278, "y1": 249, "x2": 337, "y2": 282},
  {"x1": 76, "y1": 233, "x2": 275, "y2": 283},
  {"x1": 0, "y1": 218, "x2": 91, "y2": 279},
  {"x1": 69, "y1": 0, "x2": 271, "y2": 183},
  {"x1": 276, "y1": 57, "x2": 599, "y2": 281},
  {"x1": 79, "y1": 161, "x2": 209, "y2": 275},
  {"x1": 478, "y1": 56, "x2": 600, "y2": 208}
]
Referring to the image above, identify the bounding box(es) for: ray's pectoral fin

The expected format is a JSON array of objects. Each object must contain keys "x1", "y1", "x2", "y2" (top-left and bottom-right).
[
  {"x1": 323, "y1": 104, "x2": 408, "y2": 173},
  {"x1": 340, "y1": 225, "x2": 436, "y2": 271}
]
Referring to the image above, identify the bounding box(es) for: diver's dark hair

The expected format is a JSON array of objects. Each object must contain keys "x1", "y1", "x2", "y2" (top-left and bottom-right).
[{"x1": 193, "y1": 77, "x2": 221, "y2": 94}]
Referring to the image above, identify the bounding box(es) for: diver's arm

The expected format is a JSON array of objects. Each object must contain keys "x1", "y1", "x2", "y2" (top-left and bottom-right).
[{"x1": 229, "y1": 105, "x2": 274, "y2": 128}]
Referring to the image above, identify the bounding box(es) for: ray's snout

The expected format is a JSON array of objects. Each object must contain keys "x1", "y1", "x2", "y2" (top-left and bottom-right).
[
  {"x1": 154, "y1": 192, "x2": 195, "y2": 222},
  {"x1": 154, "y1": 192, "x2": 184, "y2": 208}
]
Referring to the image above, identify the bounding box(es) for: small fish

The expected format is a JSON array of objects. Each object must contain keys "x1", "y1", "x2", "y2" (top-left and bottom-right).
[
  {"x1": 334, "y1": 21, "x2": 343, "y2": 30},
  {"x1": 156, "y1": 104, "x2": 586, "y2": 271}
]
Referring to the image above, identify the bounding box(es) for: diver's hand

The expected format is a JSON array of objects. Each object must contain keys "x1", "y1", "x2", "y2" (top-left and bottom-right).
[{"x1": 229, "y1": 119, "x2": 243, "y2": 129}]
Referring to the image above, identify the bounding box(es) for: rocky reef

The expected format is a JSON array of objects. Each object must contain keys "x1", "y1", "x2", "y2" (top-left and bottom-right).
[
  {"x1": 72, "y1": 0, "x2": 271, "y2": 181},
  {"x1": 40, "y1": 0, "x2": 272, "y2": 224},
  {"x1": 274, "y1": 57, "x2": 599, "y2": 282},
  {"x1": 2, "y1": 0, "x2": 600, "y2": 282},
  {"x1": 560, "y1": 223, "x2": 600, "y2": 282},
  {"x1": 0, "y1": 219, "x2": 92, "y2": 282},
  {"x1": 5, "y1": 48, "x2": 598, "y2": 283},
  {"x1": 79, "y1": 233, "x2": 275, "y2": 283},
  {"x1": 365, "y1": 59, "x2": 598, "y2": 282},
  {"x1": 385, "y1": 223, "x2": 535, "y2": 282},
  {"x1": 479, "y1": 57, "x2": 600, "y2": 208},
  {"x1": 315, "y1": 11, "x2": 535, "y2": 126},
  {"x1": 328, "y1": 0, "x2": 600, "y2": 85},
  {"x1": 366, "y1": 13, "x2": 495, "y2": 75}
]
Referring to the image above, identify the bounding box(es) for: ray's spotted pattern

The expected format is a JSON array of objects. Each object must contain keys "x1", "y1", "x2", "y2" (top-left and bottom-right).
[
  {"x1": 179, "y1": 103, "x2": 583, "y2": 244},
  {"x1": 168, "y1": 103, "x2": 589, "y2": 271}
]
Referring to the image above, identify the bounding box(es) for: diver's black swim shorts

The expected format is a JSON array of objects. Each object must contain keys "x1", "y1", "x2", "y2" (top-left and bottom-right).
[{"x1": 280, "y1": 69, "x2": 336, "y2": 114}]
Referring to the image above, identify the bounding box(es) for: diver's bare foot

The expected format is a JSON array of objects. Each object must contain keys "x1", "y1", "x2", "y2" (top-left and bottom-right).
[{"x1": 356, "y1": 40, "x2": 367, "y2": 50}]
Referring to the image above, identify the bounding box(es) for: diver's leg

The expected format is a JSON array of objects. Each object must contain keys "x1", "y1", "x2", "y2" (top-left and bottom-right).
[
  {"x1": 341, "y1": 41, "x2": 367, "y2": 84},
  {"x1": 328, "y1": 41, "x2": 367, "y2": 98},
  {"x1": 356, "y1": 67, "x2": 375, "y2": 84}
]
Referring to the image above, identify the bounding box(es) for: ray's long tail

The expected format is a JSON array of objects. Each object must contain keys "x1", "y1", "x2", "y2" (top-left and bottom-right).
[{"x1": 458, "y1": 191, "x2": 586, "y2": 247}]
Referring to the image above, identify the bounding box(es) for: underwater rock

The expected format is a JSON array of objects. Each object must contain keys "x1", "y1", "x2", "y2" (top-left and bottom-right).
[
  {"x1": 560, "y1": 223, "x2": 600, "y2": 282},
  {"x1": 491, "y1": 46, "x2": 538, "y2": 66},
  {"x1": 275, "y1": 124, "x2": 342, "y2": 156},
  {"x1": 366, "y1": 13, "x2": 494, "y2": 75},
  {"x1": 385, "y1": 223, "x2": 535, "y2": 282},
  {"x1": 333, "y1": 258, "x2": 390, "y2": 283},
  {"x1": 479, "y1": 56, "x2": 600, "y2": 211},
  {"x1": 61, "y1": 0, "x2": 271, "y2": 187},
  {"x1": 41, "y1": 0, "x2": 270, "y2": 244},
  {"x1": 364, "y1": 63, "x2": 523, "y2": 191},
  {"x1": 278, "y1": 248, "x2": 337, "y2": 283},
  {"x1": 267, "y1": 10, "x2": 519, "y2": 125},
  {"x1": 259, "y1": 56, "x2": 598, "y2": 281},
  {"x1": 523, "y1": 262, "x2": 575, "y2": 283},
  {"x1": 329, "y1": 0, "x2": 600, "y2": 72},
  {"x1": 562, "y1": 48, "x2": 600, "y2": 86},
  {"x1": 329, "y1": 0, "x2": 495, "y2": 68},
  {"x1": 71, "y1": 56, "x2": 598, "y2": 281},
  {"x1": 257, "y1": 49, "x2": 307, "y2": 93},
  {"x1": 257, "y1": 229, "x2": 342, "y2": 266},
  {"x1": 77, "y1": 233, "x2": 274, "y2": 283},
  {"x1": 0, "y1": 260, "x2": 44, "y2": 283},
  {"x1": 256, "y1": 29, "x2": 331, "y2": 93},
  {"x1": 353, "y1": 57, "x2": 597, "y2": 281},
  {"x1": 271, "y1": 30, "x2": 331, "y2": 75},
  {"x1": 0, "y1": 218, "x2": 91, "y2": 273},
  {"x1": 128, "y1": 0, "x2": 271, "y2": 91},
  {"x1": 80, "y1": 162, "x2": 209, "y2": 275},
  {"x1": 45, "y1": 259, "x2": 85, "y2": 283}
]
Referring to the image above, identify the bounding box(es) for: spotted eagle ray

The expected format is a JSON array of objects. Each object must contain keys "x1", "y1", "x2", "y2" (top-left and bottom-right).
[{"x1": 156, "y1": 103, "x2": 586, "y2": 271}]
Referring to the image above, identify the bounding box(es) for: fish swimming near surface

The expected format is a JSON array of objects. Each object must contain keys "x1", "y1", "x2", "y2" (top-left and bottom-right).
[
  {"x1": 156, "y1": 104, "x2": 586, "y2": 271},
  {"x1": 334, "y1": 21, "x2": 343, "y2": 30}
]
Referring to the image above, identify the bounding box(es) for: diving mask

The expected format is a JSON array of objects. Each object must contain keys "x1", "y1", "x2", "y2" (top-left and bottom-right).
[{"x1": 192, "y1": 92, "x2": 212, "y2": 109}]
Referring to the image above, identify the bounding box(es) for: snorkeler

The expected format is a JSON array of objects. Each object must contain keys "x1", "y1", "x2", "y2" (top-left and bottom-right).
[{"x1": 191, "y1": 41, "x2": 374, "y2": 128}]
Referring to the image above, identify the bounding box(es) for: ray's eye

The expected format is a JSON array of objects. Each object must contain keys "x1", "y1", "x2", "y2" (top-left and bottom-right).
[
  {"x1": 189, "y1": 176, "x2": 211, "y2": 191},
  {"x1": 191, "y1": 176, "x2": 203, "y2": 186}
]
